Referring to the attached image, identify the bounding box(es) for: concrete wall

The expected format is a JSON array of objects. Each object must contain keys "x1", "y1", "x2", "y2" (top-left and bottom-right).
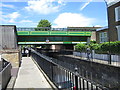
[
  {"x1": 50, "y1": 45, "x2": 74, "y2": 50},
  {"x1": 0, "y1": 25, "x2": 20, "y2": 68},
  {"x1": 0, "y1": 55, "x2": 2, "y2": 71},
  {"x1": 56, "y1": 55, "x2": 120, "y2": 89},
  {"x1": 1, "y1": 50, "x2": 20, "y2": 68},
  {"x1": 0, "y1": 25, "x2": 18, "y2": 50},
  {"x1": 51, "y1": 45, "x2": 62, "y2": 50}
]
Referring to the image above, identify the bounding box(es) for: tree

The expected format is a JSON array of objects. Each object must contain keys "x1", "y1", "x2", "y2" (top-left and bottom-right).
[{"x1": 36, "y1": 19, "x2": 51, "y2": 31}]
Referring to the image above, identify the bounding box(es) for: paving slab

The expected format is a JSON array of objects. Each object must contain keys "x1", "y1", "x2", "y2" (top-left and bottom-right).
[{"x1": 14, "y1": 57, "x2": 52, "y2": 89}]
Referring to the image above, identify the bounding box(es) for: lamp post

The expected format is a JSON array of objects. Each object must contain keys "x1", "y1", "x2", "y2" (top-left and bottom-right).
[{"x1": 104, "y1": 0, "x2": 111, "y2": 64}]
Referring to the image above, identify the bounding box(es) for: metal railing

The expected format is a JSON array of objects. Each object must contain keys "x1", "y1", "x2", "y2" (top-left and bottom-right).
[
  {"x1": 17, "y1": 27, "x2": 96, "y2": 31},
  {"x1": 31, "y1": 49, "x2": 108, "y2": 90},
  {"x1": 73, "y1": 51, "x2": 120, "y2": 67},
  {"x1": 0, "y1": 59, "x2": 11, "y2": 90}
]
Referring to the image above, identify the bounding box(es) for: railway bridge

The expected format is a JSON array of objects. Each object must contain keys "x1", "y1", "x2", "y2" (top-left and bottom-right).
[
  {"x1": 17, "y1": 27, "x2": 97, "y2": 45},
  {"x1": 17, "y1": 27, "x2": 98, "y2": 50},
  {"x1": 0, "y1": 25, "x2": 120, "y2": 90}
]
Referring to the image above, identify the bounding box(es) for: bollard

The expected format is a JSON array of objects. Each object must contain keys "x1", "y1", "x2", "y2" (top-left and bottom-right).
[{"x1": 75, "y1": 67, "x2": 78, "y2": 90}]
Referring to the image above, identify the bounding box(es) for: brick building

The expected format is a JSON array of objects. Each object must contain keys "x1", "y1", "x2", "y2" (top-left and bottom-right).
[
  {"x1": 108, "y1": 1, "x2": 120, "y2": 41},
  {"x1": 96, "y1": 1, "x2": 120, "y2": 43}
]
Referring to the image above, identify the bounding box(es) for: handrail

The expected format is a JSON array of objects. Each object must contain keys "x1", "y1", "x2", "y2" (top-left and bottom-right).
[
  {"x1": 31, "y1": 49, "x2": 108, "y2": 90},
  {"x1": 17, "y1": 27, "x2": 97, "y2": 31},
  {"x1": 0, "y1": 60, "x2": 11, "y2": 90},
  {"x1": 0, "y1": 63, "x2": 11, "y2": 73}
]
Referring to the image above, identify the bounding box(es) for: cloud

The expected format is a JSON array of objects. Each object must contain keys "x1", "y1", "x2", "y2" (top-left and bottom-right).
[
  {"x1": 58, "y1": 0, "x2": 65, "y2": 5},
  {"x1": 0, "y1": 11, "x2": 2, "y2": 15},
  {"x1": 80, "y1": 0, "x2": 93, "y2": 11},
  {"x1": 8, "y1": 12, "x2": 20, "y2": 23},
  {"x1": 0, "y1": 11, "x2": 6, "y2": 24},
  {"x1": 8, "y1": 12, "x2": 20, "y2": 19},
  {"x1": 2, "y1": 12, "x2": 20, "y2": 23},
  {"x1": 1, "y1": 11, "x2": 33, "y2": 24},
  {"x1": 25, "y1": 0, "x2": 64, "y2": 15},
  {"x1": 53, "y1": 13, "x2": 95, "y2": 28},
  {"x1": 94, "y1": 25, "x2": 102, "y2": 27},
  {"x1": 1, "y1": 3, "x2": 15, "y2": 8},
  {"x1": 19, "y1": 20, "x2": 32, "y2": 23},
  {"x1": 2, "y1": 0, "x2": 119, "y2": 2}
]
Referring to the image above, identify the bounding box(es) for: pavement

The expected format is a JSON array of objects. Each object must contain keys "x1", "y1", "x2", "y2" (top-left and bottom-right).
[{"x1": 14, "y1": 57, "x2": 52, "y2": 89}]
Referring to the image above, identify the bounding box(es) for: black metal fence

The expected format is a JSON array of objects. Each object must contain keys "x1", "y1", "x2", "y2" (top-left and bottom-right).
[{"x1": 31, "y1": 50, "x2": 108, "y2": 90}]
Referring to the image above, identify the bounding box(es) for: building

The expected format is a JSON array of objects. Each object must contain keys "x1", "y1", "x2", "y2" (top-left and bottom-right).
[
  {"x1": 96, "y1": 1, "x2": 120, "y2": 43},
  {"x1": 96, "y1": 27, "x2": 108, "y2": 43},
  {"x1": 108, "y1": 1, "x2": 120, "y2": 41}
]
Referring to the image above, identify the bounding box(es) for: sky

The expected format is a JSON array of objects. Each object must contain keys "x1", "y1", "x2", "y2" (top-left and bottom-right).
[{"x1": 0, "y1": 0, "x2": 110, "y2": 28}]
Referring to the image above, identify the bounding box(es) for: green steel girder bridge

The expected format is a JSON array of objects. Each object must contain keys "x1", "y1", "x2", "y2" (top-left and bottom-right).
[{"x1": 17, "y1": 27, "x2": 98, "y2": 45}]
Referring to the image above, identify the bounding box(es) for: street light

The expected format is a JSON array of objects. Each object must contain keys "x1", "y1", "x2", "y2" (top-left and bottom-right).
[{"x1": 104, "y1": 0, "x2": 111, "y2": 64}]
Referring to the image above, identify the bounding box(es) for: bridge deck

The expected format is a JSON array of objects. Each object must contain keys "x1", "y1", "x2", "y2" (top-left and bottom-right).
[{"x1": 14, "y1": 57, "x2": 52, "y2": 89}]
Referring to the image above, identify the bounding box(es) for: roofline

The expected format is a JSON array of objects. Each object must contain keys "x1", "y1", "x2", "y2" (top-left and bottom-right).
[
  {"x1": 108, "y1": 1, "x2": 120, "y2": 7},
  {"x1": 96, "y1": 26, "x2": 108, "y2": 31},
  {"x1": 0, "y1": 25, "x2": 16, "y2": 26}
]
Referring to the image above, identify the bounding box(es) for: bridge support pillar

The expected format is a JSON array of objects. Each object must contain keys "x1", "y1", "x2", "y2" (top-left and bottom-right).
[
  {"x1": 87, "y1": 37, "x2": 91, "y2": 44},
  {"x1": 50, "y1": 45, "x2": 62, "y2": 50},
  {"x1": 50, "y1": 45, "x2": 74, "y2": 50}
]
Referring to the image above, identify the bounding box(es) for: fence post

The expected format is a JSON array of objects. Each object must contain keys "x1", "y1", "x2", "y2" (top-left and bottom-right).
[
  {"x1": 75, "y1": 67, "x2": 78, "y2": 90},
  {"x1": 92, "y1": 50, "x2": 95, "y2": 61},
  {"x1": 51, "y1": 62, "x2": 53, "y2": 81}
]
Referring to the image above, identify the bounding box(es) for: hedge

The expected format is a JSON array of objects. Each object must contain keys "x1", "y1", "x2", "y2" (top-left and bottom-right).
[
  {"x1": 75, "y1": 43, "x2": 88, "y2": 52},
  {"x1": 75, "y1": 41, "x2": 120, "y2": 54}
]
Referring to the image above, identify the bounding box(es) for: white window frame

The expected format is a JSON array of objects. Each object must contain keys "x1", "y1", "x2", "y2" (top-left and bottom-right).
[
  {"x1": 115, "y1": 6, "x2": 120, "y2": 21},
  {"x1": 116, "y1": 25, "x2": 120, "y2": 41},
  {"x1": 99, "y1": 32, "x2": 108, "y2": 43}
]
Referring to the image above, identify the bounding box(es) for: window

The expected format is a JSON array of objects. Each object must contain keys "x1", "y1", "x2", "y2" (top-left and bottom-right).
[
  {"x1": 116, "y1": 25, "x2": 120, "y2": 41},
  {"x1": 99, "y1": 32, "x2": 108, "y2": 43},
  {"x1": 115, "y1": 6, "x2": 120, "y2": 21}
]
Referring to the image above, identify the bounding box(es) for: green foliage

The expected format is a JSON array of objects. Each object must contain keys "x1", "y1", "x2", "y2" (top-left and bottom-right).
[
  {"x1": 35, "y1": 19, "x2": 51, "y2": 31},
  {"x1": 37, "y1": 19, "x2": 51, "y2": 27},
  {"x1": 99, "y1": 41, "x2": 120, "y2": 54},
  {"x1": 75, "y1": 41, "x2": 120, "y2": 54},
  {"x1": 89, "y1": 43, "x2": 99, "y2": 50},
  {"x1": 100, "y1": 42, "x2": 110, "y2": 52},
  {"x1": 38, "y1": 19, "x2": 51, "y2": 29},
  {"x1": 90, "y1": 40, "x2": 96, "y2": 44},
  {"x1": 75, "y1": 43, "x2": 87, "y2": 52}
]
